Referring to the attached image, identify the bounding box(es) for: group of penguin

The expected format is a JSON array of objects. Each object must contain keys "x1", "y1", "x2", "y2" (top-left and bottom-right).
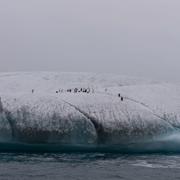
[
  {"x1": 55, "y1": 88, "x2": 92, "y2": 94},
  {"x1": 118, "y1": 93, "x2": 124, "y2": 101},
  {"x1": 31, "y1": 88, "x2": 124, "y2": 101}
]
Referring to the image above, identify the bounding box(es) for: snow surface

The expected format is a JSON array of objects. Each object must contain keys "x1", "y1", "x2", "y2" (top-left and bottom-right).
[{"x1": 0, "y1": 72, "x2": 179, "y2": 147}]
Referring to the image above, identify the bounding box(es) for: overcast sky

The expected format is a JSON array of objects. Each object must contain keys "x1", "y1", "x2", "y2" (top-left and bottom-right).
[{"x1": 0, "y1": 0, "x2": 180, "y2": 81}]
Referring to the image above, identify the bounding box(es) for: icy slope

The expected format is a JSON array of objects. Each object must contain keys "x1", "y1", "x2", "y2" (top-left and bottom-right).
[
  {"x1": 0, "y1": 72, "x2": 158, "y2": 93},
  {"x1": 0, "y1": 72, "x2": 179, "y2": 152}
]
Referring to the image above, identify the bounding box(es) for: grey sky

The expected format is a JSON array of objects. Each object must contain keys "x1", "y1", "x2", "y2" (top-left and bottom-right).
[{"x1": 0, "y1": 0, "x2": 180, "y2": 81}]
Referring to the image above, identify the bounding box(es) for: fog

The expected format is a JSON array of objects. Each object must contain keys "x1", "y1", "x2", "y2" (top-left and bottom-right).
[{"x1": 0, "y1": 0, "x2": 180, "y2": 82}]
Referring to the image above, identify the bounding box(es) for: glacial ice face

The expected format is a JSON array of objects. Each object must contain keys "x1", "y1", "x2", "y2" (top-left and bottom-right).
[
  {"x1": 0, "y1": 95, "x2": 97, "y2": 144},
  {"x1": 0, "y1": 93, "x2": 176, "y2": 145}
]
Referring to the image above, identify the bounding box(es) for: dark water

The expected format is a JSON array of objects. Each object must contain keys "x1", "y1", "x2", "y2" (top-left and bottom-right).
[{"x1": 1, "y1": 153, "x2": 180, "y2": 180}]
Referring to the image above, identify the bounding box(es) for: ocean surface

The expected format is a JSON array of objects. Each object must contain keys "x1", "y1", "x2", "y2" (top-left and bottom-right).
[{"x1": 1, "y1": 153, "x2": 180, "y2": 180}]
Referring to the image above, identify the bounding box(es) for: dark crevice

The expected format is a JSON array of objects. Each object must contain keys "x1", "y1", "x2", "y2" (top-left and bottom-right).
[{"x1": 61, "y1": 99, "x2": 108, "y2": 143}]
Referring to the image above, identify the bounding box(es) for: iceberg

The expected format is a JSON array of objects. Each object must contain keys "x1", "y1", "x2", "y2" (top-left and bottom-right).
[{"x1": 0, "y1": 72, "x2": 180, "y2": 153}]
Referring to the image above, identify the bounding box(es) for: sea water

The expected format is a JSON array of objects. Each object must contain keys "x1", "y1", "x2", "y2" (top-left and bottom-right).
[{"x1": 0, "y1": 153, "x2": 180, "y2": 180}]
